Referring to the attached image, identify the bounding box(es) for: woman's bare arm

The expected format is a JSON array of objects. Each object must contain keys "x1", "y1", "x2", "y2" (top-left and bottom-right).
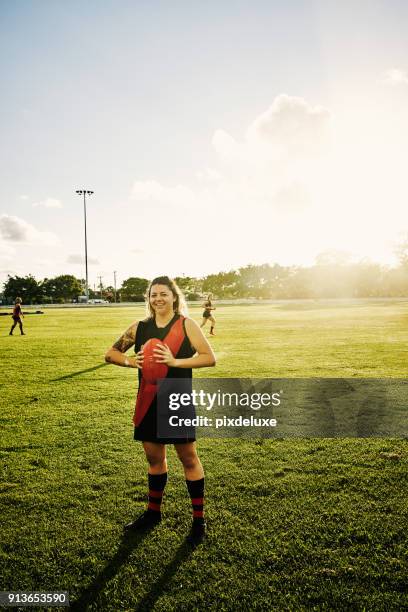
[{"x1": 104, "y1": 322, "x2": 143, "y2": 368}]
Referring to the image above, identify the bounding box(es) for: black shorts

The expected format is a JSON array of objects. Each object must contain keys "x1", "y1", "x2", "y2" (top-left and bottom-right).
[
  {"x1": 202, "y1": 311, "x2": 211, "y2": 318},
  {"x1": 133, "y1": 399, "x2": 196, "y2": 445},
  {"x1": 134, "y1": 429, "x2": 196, "y2": 445}
]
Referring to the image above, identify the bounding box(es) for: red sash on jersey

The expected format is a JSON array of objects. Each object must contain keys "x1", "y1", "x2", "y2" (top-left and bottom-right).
[{"x1": 133, "y1": 316, "x2": 186, "y2": 427}]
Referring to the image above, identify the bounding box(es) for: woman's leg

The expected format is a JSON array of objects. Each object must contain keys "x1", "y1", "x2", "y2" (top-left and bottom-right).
[
  {"x1": 200, "y1": 317, "x2": 208, "y2": 328},
  {"x1": 143, "y1": 441, "x2": 167, "y2": 474},
  {"x1": 124, "y1": 442, "x2": 167, "y2": 531},
  {"x1": 175, "y1": 442, "x2": 206, "y2": 544},
  {"x1": 175, "y1": 441, "x2": 203, "y2": 480},
  {"x1": 143, "y1": 442, "x2": 168, "y2": 512},
  {"x1": 209, "y1": 315, "x2": 216, "y2": 336}
]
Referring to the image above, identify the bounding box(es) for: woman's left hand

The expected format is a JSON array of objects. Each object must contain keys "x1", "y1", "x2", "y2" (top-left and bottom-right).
[{"x1": 153, "y1": 343, "x2": 177, "y2": 367}]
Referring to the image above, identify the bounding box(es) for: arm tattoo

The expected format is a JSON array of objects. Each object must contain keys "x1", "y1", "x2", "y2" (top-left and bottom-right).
[{"x1": 112, "y1": 327, "x2": 135, "y2": 353}]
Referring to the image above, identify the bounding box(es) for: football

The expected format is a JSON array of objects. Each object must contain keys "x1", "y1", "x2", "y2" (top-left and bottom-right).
[{"x1": 142, "y1": 338, "x2": 169, "y2": 383}]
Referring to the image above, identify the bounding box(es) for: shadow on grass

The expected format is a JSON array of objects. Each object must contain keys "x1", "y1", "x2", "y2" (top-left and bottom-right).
[
  {"x1": 71, "y1": 531, "x2": 193, "y2": 612},
  {"x1": 70, "y1": 529, "x2": 150, "y2": 611},
  {"x1": 51, "y1": 363, "x2": 108, "y2": 381},
  {"x1": 134, "y1": 539, "x2": 193, "y2": 611}
]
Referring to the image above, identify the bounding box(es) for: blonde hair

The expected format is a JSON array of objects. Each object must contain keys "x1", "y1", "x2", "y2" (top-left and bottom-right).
[{"x1": 145, "y1": 276, "x2": 188, "y2": 318}]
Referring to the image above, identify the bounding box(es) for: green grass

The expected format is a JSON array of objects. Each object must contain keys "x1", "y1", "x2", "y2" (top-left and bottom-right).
[{"x1": 1, "y1": 302, "x2": 407, "y2": 611}]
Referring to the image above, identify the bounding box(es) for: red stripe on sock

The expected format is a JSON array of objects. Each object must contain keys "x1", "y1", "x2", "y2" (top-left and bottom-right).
[
  {"x1": 149, "y1": 489, "x2": 163, "y2": 499},
  {"x1": 148, "y1": 502, "x2": 161, "y2": 512},
  {"x1": 193, "y1": 510, "x2": 204, "y2": 518},
  {"x1": 191, "y1": 497, "x2": 204, "y2": 505}
]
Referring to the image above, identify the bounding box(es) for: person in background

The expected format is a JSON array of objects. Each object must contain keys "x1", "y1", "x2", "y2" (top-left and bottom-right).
[
  {"x1": 200, "y1": 293, "x2": 216, "y2": 336},
  {"x1": 9, "y1": 297, "x2": 25, "y2": 336}
]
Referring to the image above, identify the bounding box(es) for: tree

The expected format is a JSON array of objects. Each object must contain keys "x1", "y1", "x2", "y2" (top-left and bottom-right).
[
  {"x1": 3, "y1": 275, "x2": 41, "y2": 304},
  {"x1": 202, "y1": 271, "x2": 239, "y2": 297},
  {"x1": 395, "y1": 235, "x2": 408, "y2": 269},
  {"x1": 174, "y1": 276, "x2": 202, "y2": 295},
  {"x1": 42, "y1": 275, "x2": 82, "y2": 302},
  {"x1": 120, "y1": 277, "x2": 149, "y2": 301}
]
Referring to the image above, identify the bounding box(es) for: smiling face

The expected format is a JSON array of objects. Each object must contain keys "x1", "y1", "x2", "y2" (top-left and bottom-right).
[{"x1": 149, "y1": 284, "x2": 176, "y2": 317}]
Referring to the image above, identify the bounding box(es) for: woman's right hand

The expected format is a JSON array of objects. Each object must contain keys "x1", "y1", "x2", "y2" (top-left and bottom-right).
[{"x1": 132, "y1": 350, "x2": 144, "y2": 369}]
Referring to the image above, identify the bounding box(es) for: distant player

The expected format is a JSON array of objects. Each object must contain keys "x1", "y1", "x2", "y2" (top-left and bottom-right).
[
  {"x1": 9, "y1": 297, "x2": 25, "y2": 336},
  {"x1": 200, "y1": 293, "x2": 216, "y2": 336}
]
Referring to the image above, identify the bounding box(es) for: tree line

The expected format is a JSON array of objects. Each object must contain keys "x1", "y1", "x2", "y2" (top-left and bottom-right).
[{"x1": 1, "y1": 259, "x2": 408, "y2": 304}]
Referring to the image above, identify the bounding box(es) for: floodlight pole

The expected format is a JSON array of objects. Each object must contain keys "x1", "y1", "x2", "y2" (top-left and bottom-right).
[
  {"x1": 75, "y1": 189, "x2": 93, "y2": 300},
  {"x1": 113, "y1": 271, "x2": 117, "y2": 303}
]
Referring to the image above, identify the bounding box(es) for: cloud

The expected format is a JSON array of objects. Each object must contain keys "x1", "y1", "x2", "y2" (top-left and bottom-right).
[
  {"x1": 382, "y1": 68, "x2": 408, "y2": 85},
  {"x1": 213, "y1": 95, "x2": 330, "y2": 166},
  {"x1": 0, "y1": 215, "x2": 59, "y2": 246},
  {"x1": 19, "y1": 195, "x2": 29, "y2": 201},
  {"x1": 271, "y1": 182, "x2": 311, "y2": 212},
  {"x1": 128, "y1": 95, "x2": 332, "y2": 220},
  {"x1": 131, "y1": 180, "x2": 197, "y2": 208},
  {"x1": 32, "y1": 198, "x2": 63, "y2": 208},
  {"x1": 66, "y1": 254, "x2": 100, "y2": 265},
  {"x1": 196, "y1": 167, "x2": 222, "y2": 182},
  {"x1": 0, "y1": 243, "x2": 15, "y2": 257},
  {"x1": 0, "y1": 244, "x2": 16, "y2": 279},
  {"x1": 247, "y1": 95, "x2": 330, "y2": 145},
  {"x1": 212, "y1": 130, "x2": 242, "y2": 162}
]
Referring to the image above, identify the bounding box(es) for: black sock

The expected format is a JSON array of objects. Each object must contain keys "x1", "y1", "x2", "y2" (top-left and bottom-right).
[
  {"x1": 186, "y1": 477, "x2": 205, "y2": 524},
  {"x1": 147, "y1": 472, "x2": 167, "y2": 513}
]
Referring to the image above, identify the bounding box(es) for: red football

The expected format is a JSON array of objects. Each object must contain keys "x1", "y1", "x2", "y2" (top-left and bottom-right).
[{"x1": 142, "y1": 338, "x2": 169, "y2": 383}]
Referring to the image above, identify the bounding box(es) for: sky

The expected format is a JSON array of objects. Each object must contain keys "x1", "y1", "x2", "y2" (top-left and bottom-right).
[{"x1": 1, "y1": 0, "x2": 408, "y2": 290}]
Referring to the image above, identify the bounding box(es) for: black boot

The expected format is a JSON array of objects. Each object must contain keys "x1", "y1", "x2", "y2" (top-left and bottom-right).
[
  {"x1": 187, "y1": 518, "x2": 206, "y2": 546},
  {"x1": 124, "y1": 510, "x2": 161, "y2": 532}
]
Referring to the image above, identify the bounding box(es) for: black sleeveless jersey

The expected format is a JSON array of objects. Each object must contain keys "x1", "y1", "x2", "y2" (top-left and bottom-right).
[
  {"x1": 135, "y1": 314, "x2": 195, "y2": 381},
  {"x1": 133, "y1": 314, "x2": 196, "y2": 443}
]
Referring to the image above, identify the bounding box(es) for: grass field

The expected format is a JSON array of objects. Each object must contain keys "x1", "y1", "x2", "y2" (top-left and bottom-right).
[{"x1": 1, "y1": 301, "x2": 407, "y2": 611}]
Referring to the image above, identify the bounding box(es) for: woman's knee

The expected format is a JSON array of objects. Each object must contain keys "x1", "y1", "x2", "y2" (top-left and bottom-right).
[
  {"x1": 178, "y1": 451, "x2": 200, "y2": 470},
  {"x1": 145, "y1": 452, "x2": 167, "y2": 469}
]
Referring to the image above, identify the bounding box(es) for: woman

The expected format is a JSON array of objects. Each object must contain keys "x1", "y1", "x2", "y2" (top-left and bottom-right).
[
  {"x1": 200, "y1": 293, "x2": 216, "y2": 336},
  {"x1": 9, "y1": 297, "x2": 25, "y2": 336},
  {"x1": 105, "y1": 276, "x2": 215, "y2": 545}
]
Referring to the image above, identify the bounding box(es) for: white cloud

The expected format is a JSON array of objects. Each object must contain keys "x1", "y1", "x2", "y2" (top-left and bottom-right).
[
  {"x1": 128, "y1": 95, "x2": 331, "y2": 221},
  {"x1": 0, "y1": 215, "x2": 60, "y2": 246},
  {"x1": 131, "y1": 180, "x2": 196, "y2": 208},
  {"x1": 247, "y1": 94, "x2": 331, "y2": 155},
  {"x1": 196, "y1": 167, "x2": 222, "y2": 182},
  {"x1": 271, "y1": 182, "x2": 311, "y2": 212},
  {"x1": 124, "y1": 91, "x2": 408, "y2": 268},
  {"x1": 212, "y1": 95, "x2": 330, "y2": 167},
  {"x1": 382, "y1": 68, "x2": 408, "y2": 85},
  {"x1": 32, "y1": 198, "x2": 63, "y2": 208},
  {"x1": 212, "y1": 130, "x2": 242, "y2": 162},
  {"x1": 19, "y1": 195, "x2": 29, "y2": 201},
  {"x1": 0, "y1": 243, "x2": 15, "y2": 258},
  {"x1": 66, "y1": 254, "x2": 100, "y2": 265},
  {"x1": 0, "y1": 243, "x2": 16, "y2": 279}
]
